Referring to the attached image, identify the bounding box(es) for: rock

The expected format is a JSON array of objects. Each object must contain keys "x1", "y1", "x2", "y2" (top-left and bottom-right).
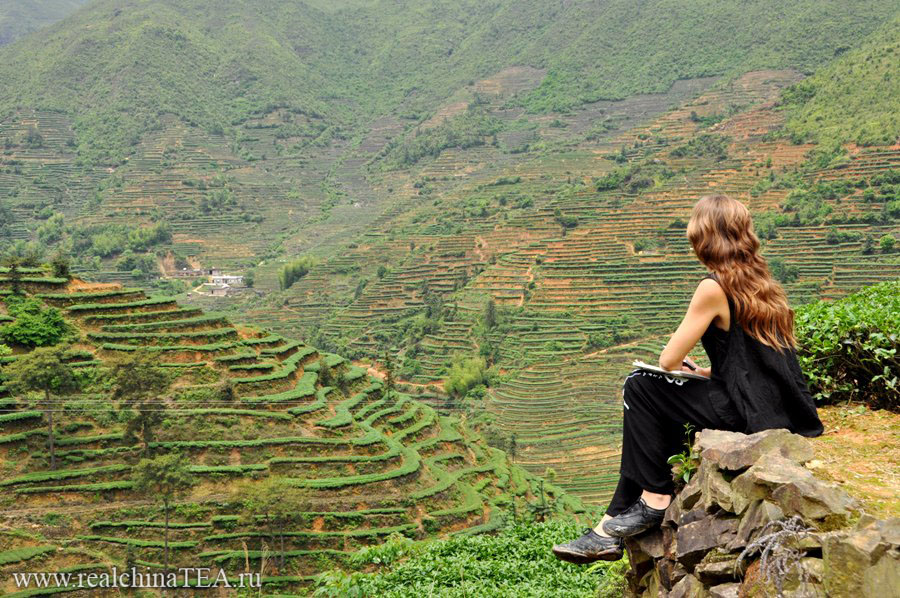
[
  {"x1": 708, "y1": 582, "x2": 740, "y2": 598},
  {"x1": 728, "y1": 500, "x2": 784, "y2": 550},
  {"x1": 657, "y1": 558, "x2": 686, "y2": 590},
  {"x1": 669, "y1": 573, "x2": 708, "y2": 598},
  {"x1": 680, "y1": 473, "x2": 703, "y2": 510},
  {"x1": 626, "y1": 528, "x2": 665, "y2": 560},
  {"x1": 695, "y1": 552, "x2": 741, "y2": 584},
  {"x1": 731, "y1": 454, "x2": 857, "y2": 521},
  {"x1": 740, "y1": 557, "x2": 824, "y2": 598},
  {"x1": 680, "y1": 506, "x2": 709, "y2": 527},
  {"x1": 697, "y1": 459, "x2": 735, "y2": 513},
  {"x1": 696, "y1": 428, "x2": 814, "y2": 471},
  {"x1": 823, "y1": 524, "x2": 893, "y2": 596},
  {"x1": 863, "y1": 549, "x2": 900, "y2": 596},
  {"x1": 676, "y1": 514, "x2": 739, "y2": 566}
]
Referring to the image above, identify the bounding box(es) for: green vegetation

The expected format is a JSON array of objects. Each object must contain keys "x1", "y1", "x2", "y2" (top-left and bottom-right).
[
  {"x1": 0, "y1": 296, "x2": 73, "y2": 347},
  {"x1": 0, "y1": 0, "x2": 893, "y2": 164},
  {"x1": 111, "y1": 350, "x2": 173, "y2": 456},
  {"x1": 279, "y1": 256, "x2": 315, "y2": 290},
  {"x1": 782, "y1": 15, "x2": 900, "y2": 146},
  {"x1": 132, "y1": 452, "x2": 195, "y2": 574},
  {"x1": 0, "y1": 0, "x2": 89, "y2": 46},
  {"x1": 3, "y1": 344, "x2": 79, "y2": 469},
  {"x1": 670, "y1": 134, "x2": 730, "y2": 161},
  {"x1": 0, "y1": 269, "x2": 578, "y2": 593},
  {"x1": 313, "y1": 519, "x2": 626, "y2": 598},
  {"x1": 382, "y1": 106, "x2": 502, "y2": 169},
  {"x1": 796, "y1": 281, "x2": 899, "y2": 411},
  {"x1": 444, "y1": 355, "x2": 492, "y2": 399}
]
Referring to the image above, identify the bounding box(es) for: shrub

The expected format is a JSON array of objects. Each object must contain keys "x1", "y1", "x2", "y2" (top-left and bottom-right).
[
  {"x1": 796, "y1": 281, "x2": 899, "y2": 410},
  {"x1": 279, "y1": 256, "x2": 316, "y2": 290},
  {"x1": 1, "y1": 296, "x2": 74, "y2": 347},
  {"x1": 444, "y1": 355, "x2": 490, "y2": 398}
]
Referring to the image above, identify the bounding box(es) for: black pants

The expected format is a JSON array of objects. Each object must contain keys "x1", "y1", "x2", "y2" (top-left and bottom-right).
[{"x1": 606, "y1": 369, "x2": 737, "y2": 516}]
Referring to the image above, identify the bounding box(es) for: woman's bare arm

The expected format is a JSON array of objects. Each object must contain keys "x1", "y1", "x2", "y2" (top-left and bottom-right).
[{"x1": 659, "y1": 278, "x2": 728, "y2": 374}]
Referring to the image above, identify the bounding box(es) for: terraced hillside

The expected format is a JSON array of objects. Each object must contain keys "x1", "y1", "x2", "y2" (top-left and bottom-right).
[
  {"x1": 2, "y1": 2, "x2": 898, "y2": 512},
  {"x1": 234, "y1": 66, "x2": 900, "y2": 504},
  {"x1": 0, "y1": 271, "x2": 579, "y2": 596}
]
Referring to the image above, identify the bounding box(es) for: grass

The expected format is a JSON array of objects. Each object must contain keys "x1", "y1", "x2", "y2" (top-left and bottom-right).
[{"x1": 812, "y1": 405, "x2": 900, "y2": 519}]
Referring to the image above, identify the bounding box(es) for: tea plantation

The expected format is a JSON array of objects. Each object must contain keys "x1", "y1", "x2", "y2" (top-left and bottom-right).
[{"x1": 0, "y1": 271, "x2": 582, "y2": 596}]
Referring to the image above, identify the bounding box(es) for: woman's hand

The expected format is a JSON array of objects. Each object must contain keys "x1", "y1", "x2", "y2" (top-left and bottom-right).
[{"x1": 680, "y1": 356, "x2": 712, "y2": 377}]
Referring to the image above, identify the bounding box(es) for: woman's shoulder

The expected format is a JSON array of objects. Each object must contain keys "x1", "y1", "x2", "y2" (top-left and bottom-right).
[{"x1": 696, "y1": 275, "x2": 727, "y2": 301}]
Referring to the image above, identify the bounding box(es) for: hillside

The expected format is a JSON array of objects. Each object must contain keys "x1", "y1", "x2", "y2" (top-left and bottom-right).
[
  {"x1": 235, "y1": 69, "x2": 900, "y2": 503},
  {"x1": 0, "y1": 271, "x2": 580, "y2": 595},
  {"x1": 0, "y1": 0, "x2": 895, "y2": 165},
  {"x1": 1, "y1": 1, "x2": 898, "y2": 509},
  {"x1": 0, "y1": 0, "x2": 90, "y2": 46},
  {"x1": 782, "y1": 14, "x2": 900, "y2": 146}
]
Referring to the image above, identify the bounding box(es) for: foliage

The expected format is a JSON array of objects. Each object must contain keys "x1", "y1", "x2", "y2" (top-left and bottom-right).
[
  {"x1": 238, "y1": 477, "x2": 312, "y2": 567},
  {"x1": 383, "y1": 105, "x2": 502, "y2": 168},
  {"x1": 3, "y1": 343, "x2": 79, "y2": 469},
  {"x1": 0, "y1": 1, "x2": 892, "y2": 163},
  {"x1": 278, "y1": 256, "x2": 315, "y2": 290},
  {"x1": 595, "y1": 160, "x2": 674, "y2": 193},
  {"x1": 110, "y1": 350, "x2": 173, "y2": 456},
  {"x1": 769, "y1": 258, "x2": 799, "y2": 284},
  {"x1": 795, "y1": 281, "x2": 899, "y2": 410},
  {"x1": 0, "y1": 296, "x2": 73, "y2": 347},
  {"x1": 132, "y1": 452, "x2": 195, "y2": 572},
  {"x1": 782, "y1": 15, "x2": 900, "y2": 146},
  {"x1": 670, "y1": 134, "x2": 730, "y2": 161},
  {"x1": 313, "y1": 519, "x2": 622, "y2": 598},
  {"x1": 667, "y1": 423, "x2": 700, "y2": 484},
  {"x1": 444, "y1": 355, "x2": 490, "y2": 398}
]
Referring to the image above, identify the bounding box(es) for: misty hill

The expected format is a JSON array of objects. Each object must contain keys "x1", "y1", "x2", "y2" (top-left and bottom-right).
[
  {"x1": 0, "y1": 0, "x2": 896, "y2": 164},
  {"x1": 0, "y1": 0, "x2": 90, "y2": 46}
]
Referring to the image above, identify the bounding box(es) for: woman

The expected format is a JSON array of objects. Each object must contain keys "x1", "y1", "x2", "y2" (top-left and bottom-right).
[{"x1": 552, "y1": 195, "x2": 823, "y2": 563}]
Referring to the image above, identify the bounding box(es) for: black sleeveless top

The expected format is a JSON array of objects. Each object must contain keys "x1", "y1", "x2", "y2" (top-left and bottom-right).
[{"x1": 699, "y1": 274, "x2": 824, "y2": 438}]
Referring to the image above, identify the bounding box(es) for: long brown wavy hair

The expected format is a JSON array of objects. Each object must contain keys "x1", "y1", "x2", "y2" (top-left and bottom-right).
[{"x1": 687, "y1": 194, "x2": 796, "y2": 350}]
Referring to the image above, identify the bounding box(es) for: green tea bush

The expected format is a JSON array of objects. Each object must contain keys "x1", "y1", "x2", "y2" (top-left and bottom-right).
[
  {"x1": 796, "y1": 280, "x2": 899, "y2": 410},
  {"x1": 312, "y1": 519, "x2": 624, "y2": 598}
]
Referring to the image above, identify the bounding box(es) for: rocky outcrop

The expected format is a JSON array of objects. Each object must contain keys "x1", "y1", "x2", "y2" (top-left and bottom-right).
[{"x1": 624, "y1": 429, "x2": 899, "y2": 597}]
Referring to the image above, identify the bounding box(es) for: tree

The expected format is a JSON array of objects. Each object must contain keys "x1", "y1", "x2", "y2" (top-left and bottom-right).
[
  {"x1": 769, "y1": 258, "x2": 800, "y2": 284},
  {"x1": 239, "y1": 478, "x2": 311, "y2": 569},
  {"x1": 862, "y1": 234, "x2": 876, "y2": 255},
  {"x1": 49, "y1": 253, "x2": 71, "y2": 279},
  {"x1": 0, "y1": 296, "x2": 72, "y2": 347},
  {"x1": 0, "y1": 200, "x2": 11, "y2": 238},
  {"x1": 243, "y1": 268, "x2": 255, "y2": 288},
  {"x1": 278, "y1": 256, "x2": 315, "y2": 290},
  {"x1": 5, "y1": 344, "x2": 78, "y2": 469},
  {"x1": 484, "y1": 299, "x2": 497, "y2": 330},
  {"x1": 880, "y1": 234, "x2": 896, "y2": 253},
  {"x1": 132, "y1": 453, "x2": 194, "y2": 576},
  {"x1": 443, "y1": 355, "x2": 488, "y2": 398},
  {"x1": 382, "y1": 351, "x2": 395, "y2": 400},
  {"x1": 110, "y1": 350, "x2": 172, "y2": 456},
  {"x1": 1, "y1": 255, "x2": 23, "y2": 294}
]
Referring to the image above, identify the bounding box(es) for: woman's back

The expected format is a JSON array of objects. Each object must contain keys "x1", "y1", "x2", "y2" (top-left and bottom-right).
[{"x1": 701, "y1": 274, "x2": 823, "y2": 437}]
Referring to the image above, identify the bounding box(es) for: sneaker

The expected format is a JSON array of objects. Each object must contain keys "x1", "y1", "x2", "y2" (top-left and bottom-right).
[
  {"x1": 551, "y1": 528, "x2": 624, "y2": 564},
  {"x1": 602, "y1": 497, "x2": 668, "y2": 538}
]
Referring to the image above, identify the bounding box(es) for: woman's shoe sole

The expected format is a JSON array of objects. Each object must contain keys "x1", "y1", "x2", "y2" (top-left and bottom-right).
[{"x1": 551, "y1": 546, "x2": 623, "y2": 564}]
